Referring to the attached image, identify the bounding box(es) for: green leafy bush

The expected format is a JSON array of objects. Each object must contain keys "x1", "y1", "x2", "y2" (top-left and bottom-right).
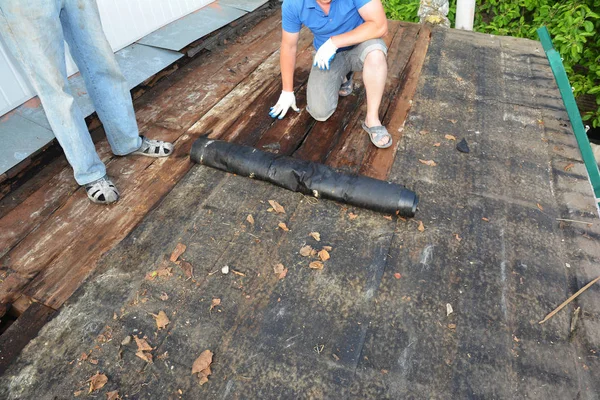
[{"x1": 382, "y1": 0, "x2": 600, "y2": 127}]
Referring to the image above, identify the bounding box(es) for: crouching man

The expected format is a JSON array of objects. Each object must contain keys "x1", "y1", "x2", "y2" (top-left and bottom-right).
[{"x1": 270, "y1": 0, "x2": 391, "y2": 148}]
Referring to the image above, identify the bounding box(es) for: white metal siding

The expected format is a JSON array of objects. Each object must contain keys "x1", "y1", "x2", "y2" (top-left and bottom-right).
[{"x1": 0, "y1": 0, "x2": 213, "y2": 117}]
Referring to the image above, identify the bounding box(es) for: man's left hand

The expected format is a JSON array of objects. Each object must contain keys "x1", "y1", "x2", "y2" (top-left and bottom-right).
[{"x1": 313, "y1": 38, "x2": 338, "y2": 70}]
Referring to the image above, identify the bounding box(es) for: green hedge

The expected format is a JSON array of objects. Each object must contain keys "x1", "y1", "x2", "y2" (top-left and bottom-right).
[{"x1": 382, "y1": 0, "x2": 600, "y2": 128}]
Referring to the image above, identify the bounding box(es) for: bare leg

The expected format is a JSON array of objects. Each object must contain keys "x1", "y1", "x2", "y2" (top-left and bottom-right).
[{"x1": 362, "y1": 50, "x2": 389, "y2": 147}]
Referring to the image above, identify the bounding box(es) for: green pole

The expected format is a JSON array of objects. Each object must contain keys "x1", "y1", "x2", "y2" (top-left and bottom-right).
[{"x1": 537, "y1": 26, "x2": 600, "y2": 210}]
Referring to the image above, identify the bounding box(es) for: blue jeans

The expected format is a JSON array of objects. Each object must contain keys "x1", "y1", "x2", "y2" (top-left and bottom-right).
[{"x1": 0, "y1": 0, "x2": 141, "y2": 185}]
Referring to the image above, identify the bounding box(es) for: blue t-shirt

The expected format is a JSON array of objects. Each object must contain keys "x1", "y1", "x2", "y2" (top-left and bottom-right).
[{"x1": 282, "y1": 0, "x2": 371, "y2": 50}]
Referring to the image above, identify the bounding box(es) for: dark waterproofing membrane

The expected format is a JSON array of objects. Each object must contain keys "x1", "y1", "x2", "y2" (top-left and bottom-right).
[{"x1": 190, "y1": 137, "x2": 418, "y2": 217}]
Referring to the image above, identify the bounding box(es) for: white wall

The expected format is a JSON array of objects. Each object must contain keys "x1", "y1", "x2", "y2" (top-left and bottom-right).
[{"x1": 0, "y1": 0, "x2": 213, "y2": 117}]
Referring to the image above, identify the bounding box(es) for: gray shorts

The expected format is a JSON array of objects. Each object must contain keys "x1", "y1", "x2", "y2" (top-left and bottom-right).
[{"x1": 306, "y1": 38, "x2": 387, "y2": 121}]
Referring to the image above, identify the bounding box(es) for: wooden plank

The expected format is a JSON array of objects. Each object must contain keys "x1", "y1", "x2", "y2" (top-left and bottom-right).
[
  {"x1": 0, "y1": 302, "x2": 56, "y2": 375},
  {"x1": 358, "y1": 24, "x2": 432, "y2": 180},
  {"x1": 325, "y1": 23, "x2": 421, "y2": 171},
  {"x1": 17, "y1": 36, "x2": 314, "y2": 310}
]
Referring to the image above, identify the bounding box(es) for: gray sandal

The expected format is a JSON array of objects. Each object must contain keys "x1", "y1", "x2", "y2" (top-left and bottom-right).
[
  {"x1": 339, "y1": 72, "x2": 353, "y2": 97},
  {"x1": 131, "y1": 136, "x2": 173, "y2": 158},
  {"x1": 85, "y1": 176, "x2": 120, "y2": 204},
  {"x1": 362, "y1": 122, "x2": 393, "y2": 149}
]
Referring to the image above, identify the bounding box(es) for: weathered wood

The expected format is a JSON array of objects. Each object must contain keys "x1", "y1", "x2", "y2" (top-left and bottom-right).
[
  {"x1": 0, "y1": 302, "x2": 56, "y2": 375},
  {"x1": 325, "y1": 23, "x2": 421, "y2": 172},
  {"x1": 359, "y1": 24, "x2": 432, "y2": 180}
]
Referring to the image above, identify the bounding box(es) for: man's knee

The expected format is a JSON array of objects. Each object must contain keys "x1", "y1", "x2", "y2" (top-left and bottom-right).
[
  {"x1": 364, "y1": 49, "x2": 387, "y2": 66},
  {"x1": 307, "y1": 103, "x2": 336, "y2": 121}
]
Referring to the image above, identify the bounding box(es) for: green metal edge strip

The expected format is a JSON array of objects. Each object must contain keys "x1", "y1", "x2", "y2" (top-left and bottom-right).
[{"x1": 537, "y1": 26, "x2": 600, "y2": 208}]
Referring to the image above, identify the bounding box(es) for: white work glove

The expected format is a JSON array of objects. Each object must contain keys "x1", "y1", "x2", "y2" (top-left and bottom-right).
[
  {"x1": 313, "y1": 38, "x2": 338, "y2": 70},
  {"x1": 269, "y1": 90, "x2": 300, "y2": 119}
]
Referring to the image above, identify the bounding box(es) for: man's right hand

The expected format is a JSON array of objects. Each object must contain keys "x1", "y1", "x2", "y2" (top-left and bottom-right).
[{"x1": 269, "y1": 91, "x2": 300, "y2": 119}]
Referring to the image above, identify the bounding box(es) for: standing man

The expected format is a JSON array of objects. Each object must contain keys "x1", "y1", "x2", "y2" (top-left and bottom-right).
[
  {"x1": 0, "y1": 0, "x2": 173, "y2": 205},
  {"x1": 270, "y1": 0, "x2": 392, "y2": 148}
]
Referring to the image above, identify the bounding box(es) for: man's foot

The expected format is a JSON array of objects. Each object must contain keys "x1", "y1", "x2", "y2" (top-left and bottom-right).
[
  {"x1": 85, "y1": 175, "x2": 120, "y2": 205},
  {"x1": 362, "y1": 122, "x2": 392, "y2": 149},
  {"x1": 339, "y1": 72, "x2": 354, "y2": 97},
  {"x1": 131, "y1": 136, "x2": 173, "y2": 158}
]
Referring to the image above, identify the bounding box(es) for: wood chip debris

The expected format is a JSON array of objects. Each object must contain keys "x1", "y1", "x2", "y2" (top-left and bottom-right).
[
  {"x1": 309, "y1": 232, "x2": 321, "y2": 241},
  {"x1": 446, "y1": 303, "x2": 453, "y2": 316},
  {"x1": 268, "y1": 200, "x2": 286, "y2": 214},
  {"x1": 348, "y1": 212, "x2": 358, "y2": 220},
  {"x1": 170, "y1": 243, "x2": 187, "y2": 262},
  {"x1": 444, "y1": 134, "x2": 456, "y2": 141},
  {"x1": 564, "y1": 163, "x2": 574, "y2": 172},
  {"x1": 246, "y1": 214, "x2": 255, "y2": 224},
  {"x1": 106, "y1": 391, "x2": 121, "y2": 400},
  {"x1": 433, "y1": 142, "x2": 441, "y2": 147},
  {"x1": 454, "y1": 233, "x2": 462, "y2": 242},
  {"x1": 417, "y1": 221, "x2": 425, "y2": 232},
  {"x1": 418, "y1": 159, "x2": 437, "y2": 166},
  {"x1": 537, "y1": 203, "x2": 544, "y2": 211},
  {"x1": 192, "y1": 350, "x2": 214, "y2": 386},
  {"x1": 278, "y1": 222, "x2": 290, "y2": 231},
  {"x1": 383, "y1": 215, "x2": 393, "y2": 221},
  {"x1": 539, "y1": 275, "x2": 600, "y2": 324}
]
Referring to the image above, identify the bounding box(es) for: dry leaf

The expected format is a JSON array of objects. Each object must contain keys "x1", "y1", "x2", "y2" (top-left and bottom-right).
[
  {"x1": 278, "y1": 222, "x2": 290, "y2": 231},
  {"x1": 564, "y1": 163, "x2": 574, "y2": 172},
  {"x1": 274, "y1": 264, "x2": 285, "y2": 274},
  {"x1": 383, "y1": 215, "x2": 393, "y2": 221},
  {"x1": 106, "y1": 391, "x2": 121, "y2": 400},
  {"x1": 179, "y1": 261, "x2": 193, "y2": 279},
  {"x1": 449, "y1": 119, "x2": 457, "y2": 124},
  {"x1": 537, "y1": 203, "x2": 544, "y2": 211},
  {"x1": 210, "y1": 298, "x2": 221, "y2": 311},
  {"x1": 246, "y1": 214, "x2": 255, "y2": 224},
  {"x1": 348, "y1": 212, "x2": 358, "y2": 220},
  {"x1": 418, "y1": 159, "x2": 437, "y2": 167},
  {"x1": 318, "y1": 249, "x2": 330, "y2": 261},
  {"x1": 88, "y1": 373, "x2": 108, "y2": 393},
  {"x1": 433, "y1": 142, "x2": 441, "y2": 147},
  {"x1": 299, "y1": 245, "x2": 314, "y2": 257},
  {"x1": 134, "y1": 336, "x2": 153, "y2": 352},
  {"x1": 394, "y1": 273, "x2": 401, "y2": 280},
  {"x1": 153, "y1": 311, "x2": 170, "y2": 330},
  {"x1": 170, "y1": 243, "x2": 187, "y2": 262},
  {"x1": 454, "y1": 233, "x2": 462, "y2": 242},
  {"x1": 80, "y1": 352, "x2": 89, "y2": 361},
  {"x1": 444, "y1": 134, "x2": 456, "y2": 141},
  {"x1": 417, "y1": 221, "x2": 425, "y2": 232},
  {"x1": 419, "y1": 130, "x2": 429, "y2": 135},
  {"x1": 74, "y1": 391, "x2": 84, "y2": 397},
  {"x1": 136, "y1": 350, "x2": 153, "y2": 363},
  {"x1": 482, "y1": 217, "x2": 489, "y2": 222},
  {"x1": 160, "y1": 292, "x2": 169, "y2": 301},
  {"x1": 322, "y1": 246, "x2": 332, "y2": 251},
  {"x1": 309, "y1": 261, "x2": 324, "y2": 270},
  {"x1": 278, "y1": 268, "x2": 288, "y2": 280},
  {"x1": 192, "y1": 350, "x2": 214, "y2": 385},
  {"x1": 309, "y1": 232, "x2": 321, "y2": 241},
  {"x1": 268, "y1": 200, "x2": 286, "y2": 214}
]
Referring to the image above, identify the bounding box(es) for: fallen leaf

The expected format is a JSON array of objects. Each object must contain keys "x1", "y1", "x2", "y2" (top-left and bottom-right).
[
  {"x1": 449, "y1": 119, "x2": 457, "y2": 124},
  {"x1": 322, "y1": 246, "x2": 332, "y2": 251},
  {"x1": 381, "y1": 369, "x2": 389, "y2": 374},
  {"x1": 309, "y1": 232, "x2": 321, "y2": 241},
  {"x1": 106, "y1": 391, "x2": 121, "y2": 400},
  {"x1": 481, "y1": 217, "x2": 489, "y2": 222},
  {"x1": 170, "y1": 243, "x2": 187, "y2": 262},
  {"x1": 394, "y1": 273, "x2": 401, "y2": 280},
  {"x1": 88, "y1": 373, "x2": 108, "y2": 394},
  {"x1": 246, "y1": 214, "x2": 255, "y2": 224},
  {"x1": 454, "y1": 233, "x2": 462, "y2": 242},
  {"x1": 192, "y1": 350, "x2": 214, "y2": 385},
  {"x1": 160, "y1": 292, "x2": 169, "y2": 301},
  {"x1": 136, "y1": 350, "x2": 153, "y2": 363},
  {"x1": 433, "y1": 142, "x2": 441, "y2": 147},
  {"x1": 419, "y1": 130, "x2": 429, "y2": 135},
  {"x1": 210, "y1": 298, "x2": 221, "y2": 311},
  {"x1": 278, "y1": 222, "x2": 290, "y2": 231},
  {"x1": 179, "y1": 261, "x2": 193, "y2": 279},
  {"x1": 309, "y1": 261, "x2": 324, "y2": 270},
  {"x1": 444, "y1": 134, "x2": 456, "y2": 141},
  {"x1": 299, "y1": 245, "x2": 314, "y2": 257},
  {"x1": 268, "y1": 200, "x2": 286, "y2": 214},
  {"x1": 348, "y1": 212, "x2": 358, "y2": 220},
  {"x1": 537, "y1": 203, "x2": 544, "y2": 211},
  {"x1": 74, "y1": 390, "x2": 84, "y2": 397},
  {"x1": 564, "y1": 163, "x2": 574, "y2": 172},
  {"x1": 417, "y1": 221, "x2": 425, "y2": 232},
  {"x1": 274, "y1": 263, "x2": 285, "y2": 274},
  {"x1": 153, "y1": 311, "x2": 170, "y2": 330},
  {"x1": 418, "y1": 159, "x2": 437, "y2": 167},
  {"x1": 278, "y1": 268, "x2": 288, "y2": 280},
  {"x1": 80, "y1": 352, "x2": 89, "y2": 361},
  {"x1": 318, "y1": 249, "x2": 330, "y2": 261},
  {"x1": 134, "y1": 336, "x2": 153, "y2": 352},
  {"x1": 383, "y1": 215, "x2": 393, "y2": 221}
]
